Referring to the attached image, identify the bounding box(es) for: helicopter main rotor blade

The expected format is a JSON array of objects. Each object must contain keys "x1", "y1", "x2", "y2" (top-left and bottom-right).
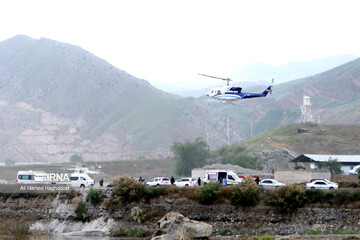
[{"x1": 198, "y1": 73, "x2": 232, "y2": 82}]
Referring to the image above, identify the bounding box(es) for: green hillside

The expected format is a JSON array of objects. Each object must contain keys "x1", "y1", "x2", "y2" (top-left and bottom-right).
[{"x1": 243, "y1": 124, "x2": 360, "y2": 155}]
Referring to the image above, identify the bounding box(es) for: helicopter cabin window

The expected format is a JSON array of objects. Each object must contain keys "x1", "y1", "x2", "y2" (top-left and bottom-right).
[{"x1": 217, "y1": 90, "x2": 221, "y2": 94}]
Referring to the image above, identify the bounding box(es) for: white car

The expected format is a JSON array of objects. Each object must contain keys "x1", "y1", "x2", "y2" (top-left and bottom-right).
[
  {"x1": 175, "y1": 178, "x2": 197, "y2": 187},
  {"x1": 147, "y1": 177, "x2": 171, "y2": 187},
  {"x1": 349, "y1": 165, "x2": 360, "y2": 175},
  {"x1": 306, "y1": 180, "x2": 338, "y2": 190},
  {"x1": 259, "y1": 179, "x2": 285, "y2": 189}
]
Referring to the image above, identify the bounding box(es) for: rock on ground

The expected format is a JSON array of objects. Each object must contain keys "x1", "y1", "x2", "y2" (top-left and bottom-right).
[{"x1": 151, "y1": 212, "x2": 213, "y2": 240}]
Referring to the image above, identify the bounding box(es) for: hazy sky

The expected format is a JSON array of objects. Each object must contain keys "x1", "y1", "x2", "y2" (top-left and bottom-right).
[{"x1": 1, "y1": 0, "x2": 360, "y2": 89}]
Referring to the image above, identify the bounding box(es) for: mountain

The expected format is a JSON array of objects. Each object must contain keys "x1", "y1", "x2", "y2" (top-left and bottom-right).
[
  {"x1": 204, "y1": 57, "x2": 360, "y2": 141},
  {"x1": 0, "y1": 35, "x2": 236, "y2": 163},
  {"x1": 1, "y1": 35, "x2": 360, "y2": 164},
  {"x1": 230, "y1": 55, "x2": 358, "y2": 84}
]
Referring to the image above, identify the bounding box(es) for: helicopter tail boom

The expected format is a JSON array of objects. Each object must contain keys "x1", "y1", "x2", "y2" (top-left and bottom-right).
[{"x1": 261, "y1": 85, "x2": 272, "y2": 97}]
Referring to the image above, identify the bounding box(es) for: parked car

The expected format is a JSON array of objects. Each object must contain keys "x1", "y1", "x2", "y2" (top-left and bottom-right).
[
  {"x1": 306, "y1": 180, "x2": 338, "y2": 190},
  {"x1": 175, "y1": 178, "x2": 196, "y2": 187},
  {"x1": 309, "y1": 178, "x2": 335, "y2": 185},
  {"x1": 147, "y1": 177, "x2": 171, "y2": 187},
  {"x1": 349, "y1": 165, "x2": 360, "y2": 175},
  {"x1": 259, "y1": 179, "x2": 285, "y2": 189}
]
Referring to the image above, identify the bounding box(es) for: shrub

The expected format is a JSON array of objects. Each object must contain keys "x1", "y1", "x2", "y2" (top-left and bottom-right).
[
  {"x1": 262, "y1": 235, "x2": 275, "y2": 240},
  {"x1": 59, "y1": 188, "x2": 79, "y2": 201},
  {"x1": 144, "y1": 207, "x2": 167, "y2": 221},
  {"x1": 131, "y1": 206, "x2": 145, "y2": 223},
  {"x1": 143, "y1": 186, "x2": 159, "y2": 203},
  {"x1": 230, "y1": 179, "x2": 259, "y2": 207},
  {"x1": 86, "y1": 188, "x2": 104, "y2": 205},
  {"x1": 195, "y1": 182, "x2": 221, "y2": 204},
  {"x1": 72, "y1": 201, "x2": 90, "y2": 222},
  {"x1": 113, "y1": 226, "x2": 145, "y2": 237},
  {"x1": 69, "y1": 154, "x2": 83, "y2": 163},
  {"x1": 219, "y1": 187, "x2": 234, "y2": 201},
  {"x1": 111, "y1": 175, "x2": 145, "y2": 204},
  {"x1": 266, "y1": 184, "x2": 306, "y2": 214},
  {"x1": 304, "y1": 189, "x2": 325, "y2": 204},
  {"x1": 325, "y1": 190, "x2": 355, "y2": 205}
]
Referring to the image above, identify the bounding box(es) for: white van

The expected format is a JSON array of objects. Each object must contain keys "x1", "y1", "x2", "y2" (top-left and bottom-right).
[
  {"x1": 69, "y1": 173, "x2": 94, "y2": 188},
  {"x1": 349, "y1": 165, "x2": 360, "y2": 175},
  {"x1": 202, "y1": 170, "x2": 243, "y2": 185},
  {"x1": 17, "y1": 170, "x2": 53, "y2": 184}
]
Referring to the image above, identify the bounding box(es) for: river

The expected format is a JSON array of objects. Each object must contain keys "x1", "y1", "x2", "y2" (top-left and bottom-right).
[{"x1": 0, "y1": 236, "x2": 143, "y2": 240}]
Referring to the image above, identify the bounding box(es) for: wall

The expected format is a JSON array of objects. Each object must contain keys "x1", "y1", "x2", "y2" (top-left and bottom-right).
[
  {"x1": 331, "y1": 174, "x2": 358, "y2": 183},
  {"x1": 192, "y1": 169, "x2": 208, "y2": 180},
  {"x1": 274, "y1": 169, "x2": 331, "y2": 184}
]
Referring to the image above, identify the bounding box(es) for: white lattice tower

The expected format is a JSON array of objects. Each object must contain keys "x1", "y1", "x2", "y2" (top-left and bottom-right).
[{"x1": 300, "y1": 96, "x2": 314, "y2": 124}]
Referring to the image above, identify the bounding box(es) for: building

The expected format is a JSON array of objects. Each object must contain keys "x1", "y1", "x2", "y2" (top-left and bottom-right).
[{"x1": 291, "y1": 154, "x2": 360, "y2": 174}]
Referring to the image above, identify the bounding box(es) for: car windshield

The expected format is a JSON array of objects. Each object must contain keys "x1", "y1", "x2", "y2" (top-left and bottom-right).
[{"x1": 311, "y1": 179, "x2": 331, "y2": 183}]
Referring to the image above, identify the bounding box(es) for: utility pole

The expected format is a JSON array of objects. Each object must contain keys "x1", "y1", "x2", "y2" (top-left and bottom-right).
[
  {"x1": 250, "y1": 117, "x2": 253, "y2": 138},
  {"x1": 226, "y1": 116, "x2": 230, "y2": 145}
]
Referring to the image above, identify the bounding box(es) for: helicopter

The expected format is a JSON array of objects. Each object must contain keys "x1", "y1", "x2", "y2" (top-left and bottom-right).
[{"x1": 199, "y1": 74, "x2": 274, "y2": 102}]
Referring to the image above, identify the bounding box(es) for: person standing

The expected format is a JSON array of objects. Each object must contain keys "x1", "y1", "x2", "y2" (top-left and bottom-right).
[
  {"x1": 171, "y1": 176, "x2": 175, "y2": 185},
  {"x1": 197, "y1": 177, "x2": 201, "y2": 186},
  {"x1": 99, "y1": 178, "x2": 104, "y2": 187},
  {"x1": 255, "y1": 176, "x2": 260, "y2": 185},
  {"x1": 222, "y1": 177, "x2": 227, "y2": 186}
]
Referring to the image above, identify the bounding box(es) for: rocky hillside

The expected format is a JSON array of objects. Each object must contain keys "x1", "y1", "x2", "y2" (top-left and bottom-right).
[{"x1": 0, "y1": 35, "x2": 237, "y2": 163}]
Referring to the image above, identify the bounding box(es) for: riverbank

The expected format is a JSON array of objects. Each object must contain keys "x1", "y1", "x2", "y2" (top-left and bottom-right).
[{"x1": 1, "y1": 186, "x2": 360, "y2": 239}]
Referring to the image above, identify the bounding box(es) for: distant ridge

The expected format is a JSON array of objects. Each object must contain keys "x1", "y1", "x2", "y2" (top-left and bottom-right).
[{"x1": 230, "y1": 55, "x2": 358, "y2": 84}]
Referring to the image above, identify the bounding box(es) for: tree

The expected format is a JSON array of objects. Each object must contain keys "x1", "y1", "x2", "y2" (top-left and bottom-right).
[
  {"x1": 213, "y1": 144, "x2": 261, "y2": 170},
  {"x1": 322, "y1": 158, "x2": 342, "y2": 174},
  {"x1": 5, "y1": 158, "x2": 16, "y2": 166},
  {"x1": 171, "y1": 138, "x2": 211, "y2": 176},
  {"x1": 70, "y1": 154, "x2": 83, "y2": 163}
]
